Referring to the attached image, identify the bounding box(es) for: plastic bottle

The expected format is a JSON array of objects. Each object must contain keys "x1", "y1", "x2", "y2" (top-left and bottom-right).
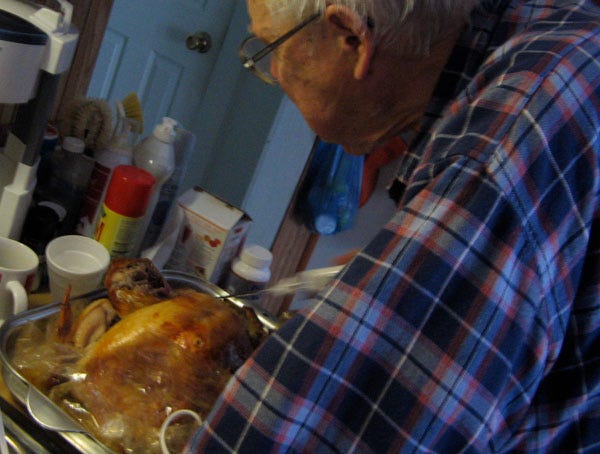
[
  {"x1": 301, "y1": 141, "x2": 363, "y2": 235},
  {"x1": 142, "y1": 127, "x2": 196, "y2": 249},
  {"x1": 76, "y1": 142, "x2": 133, "y2": 237},
  {"x1": 28, "y1": 136, "x2": 94, "y2": 236},
  {"x1": 224, "y1": 244, "x2": 273, "y2": 304},
  {"x1": 94, "y1": 165, "x2": 155, "y2": 258},
  {"x1": 132, "y1": 117, "x2": 177, "y2": 253}
]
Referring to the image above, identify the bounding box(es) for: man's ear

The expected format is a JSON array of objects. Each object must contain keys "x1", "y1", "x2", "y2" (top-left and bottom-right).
[{"x1": 325, "y1": 4, "x2": 375, "y2": 80}]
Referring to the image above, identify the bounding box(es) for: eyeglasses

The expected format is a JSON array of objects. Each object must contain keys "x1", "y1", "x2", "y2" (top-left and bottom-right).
[{"x1": 238, "y1": 12, "x2": 321, "y2": 84}]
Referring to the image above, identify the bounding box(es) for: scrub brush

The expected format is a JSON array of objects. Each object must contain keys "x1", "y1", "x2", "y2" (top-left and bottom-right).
[
  {"x1": 60, "y1": 97, "x2": 113, "y2": 152},
  {"x1": 121, "y1": 92, "x2": 144, "y2": 134}
]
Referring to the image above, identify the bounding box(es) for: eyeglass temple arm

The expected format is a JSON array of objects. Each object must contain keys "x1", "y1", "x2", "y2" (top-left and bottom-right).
[{"x1": 248, "y1": 12, "x2": 321, "y2": 65}]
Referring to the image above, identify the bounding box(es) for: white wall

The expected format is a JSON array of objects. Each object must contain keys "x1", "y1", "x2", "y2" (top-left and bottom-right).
[{"x1": 243, "y1": 98, "x2": 315, "y2": 249}]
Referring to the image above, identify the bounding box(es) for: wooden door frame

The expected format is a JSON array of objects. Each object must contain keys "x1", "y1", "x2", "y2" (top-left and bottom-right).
[
  {"x1": 38, "y1": 0, "x2": 115, "y2": 121},
  {"x1": 3, "y1": 0, "x2": 315, "y2": 315}
]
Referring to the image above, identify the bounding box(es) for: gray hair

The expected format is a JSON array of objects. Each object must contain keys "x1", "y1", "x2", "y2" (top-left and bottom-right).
[{"x1": 263, "y1": 0, "x2": 481, "y2": 55}]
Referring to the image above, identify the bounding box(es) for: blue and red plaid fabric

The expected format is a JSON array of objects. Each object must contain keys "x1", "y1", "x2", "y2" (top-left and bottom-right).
[{"x1": 187, "y1": 0, "x2": 600, "y2": 451}]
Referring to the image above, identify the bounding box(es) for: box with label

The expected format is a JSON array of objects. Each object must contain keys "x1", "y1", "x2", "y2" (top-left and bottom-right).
[{"x1": 166, "y1": 187, "x2": 251, "y2": 284}]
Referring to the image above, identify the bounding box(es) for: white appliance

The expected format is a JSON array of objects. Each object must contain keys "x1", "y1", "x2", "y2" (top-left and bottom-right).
[{"x1": 0, "y1": 0, "x2": 78, "y2": 239}]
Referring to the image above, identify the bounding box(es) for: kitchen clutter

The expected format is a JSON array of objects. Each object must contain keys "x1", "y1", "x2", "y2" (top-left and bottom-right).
[
  {"x1": 20, "y1": 93, "x2": 147, "y2": 256},
  {"x1": 0, "y1": 1, "x2": 271, "y2": 308},
  {"x1": 7, "y1": 93, "x2": 271, "y2": 299}
]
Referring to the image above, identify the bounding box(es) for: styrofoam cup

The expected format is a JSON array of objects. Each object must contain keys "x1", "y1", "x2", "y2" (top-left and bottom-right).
[{"x1": 45, "y1": 235, "x2": 110, "y2": 302}]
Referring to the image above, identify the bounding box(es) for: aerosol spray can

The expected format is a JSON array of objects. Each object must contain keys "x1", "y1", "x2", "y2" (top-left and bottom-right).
[{"x1": 94, "y1": 165, "x2": 155, "y2": 257}]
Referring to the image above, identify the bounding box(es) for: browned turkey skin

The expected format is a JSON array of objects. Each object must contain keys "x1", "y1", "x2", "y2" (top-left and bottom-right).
[
  {"x1": 64, "y1": 290, "x2": 259, "y2": 451},
  {"x1": 103, "y1": 257, "x2": 172, "y2": 316}
]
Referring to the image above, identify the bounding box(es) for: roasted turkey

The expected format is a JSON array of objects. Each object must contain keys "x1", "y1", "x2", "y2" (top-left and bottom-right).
[
  {"x1": 103, "y1": 257, "x2": 172, "y2": 316},
  {"x1": 12, "y1": 258, "x2": 268, "y2": 453}
]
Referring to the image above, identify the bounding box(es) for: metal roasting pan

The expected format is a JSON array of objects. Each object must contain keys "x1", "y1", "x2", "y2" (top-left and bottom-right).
[{"x1": 0, "y1": 270, "x2": 280, "y2": 453}]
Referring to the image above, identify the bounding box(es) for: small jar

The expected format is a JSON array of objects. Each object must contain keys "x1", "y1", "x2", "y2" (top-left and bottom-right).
[{"x1": 225, "y1": 245, "x2": 272, "y2": 303}]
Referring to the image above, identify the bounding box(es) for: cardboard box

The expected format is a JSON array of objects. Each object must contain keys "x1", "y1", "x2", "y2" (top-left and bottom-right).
[{"x1": 166, "y1": 187, "x2": 251, "y2": 284}]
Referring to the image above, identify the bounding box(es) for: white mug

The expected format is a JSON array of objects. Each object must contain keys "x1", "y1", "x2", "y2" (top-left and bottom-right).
[{"x1": 0, "y1": 237, "x2": 39, "y2": 322}]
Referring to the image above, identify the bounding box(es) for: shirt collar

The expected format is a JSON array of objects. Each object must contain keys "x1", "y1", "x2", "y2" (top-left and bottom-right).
[{"x1": 389, "y1": 0, "x2": 512, "y2": 202}]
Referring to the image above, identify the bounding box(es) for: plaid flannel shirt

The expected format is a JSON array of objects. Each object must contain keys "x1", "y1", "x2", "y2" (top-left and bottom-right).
[{"x1": 187, "y1": 0, "x2": 600, "y2": 451}]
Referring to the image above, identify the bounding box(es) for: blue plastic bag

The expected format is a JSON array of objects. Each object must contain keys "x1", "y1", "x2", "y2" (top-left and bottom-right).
[{"x1": 296, "y1": 140, "x2": 363, "y2": 235}]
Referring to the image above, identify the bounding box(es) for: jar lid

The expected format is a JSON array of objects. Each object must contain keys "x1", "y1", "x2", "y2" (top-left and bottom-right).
[
  {"x1": 314, "y1": 214, "x2": 337, "y2": 235},
  {"x1": 44, "y1": 124, "x2": 59, "y2": 140},
  {"x1": 104, "y1": 165, "x2": 155, "y2": 217},
  {"x1": 240, "y1": 244, "x2": 272, "y2": 269}
]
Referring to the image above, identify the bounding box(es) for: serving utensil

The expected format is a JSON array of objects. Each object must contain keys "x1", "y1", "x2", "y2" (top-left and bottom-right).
[{"x1": 219, "y1": 265, "x2": 344, "y2": 300}]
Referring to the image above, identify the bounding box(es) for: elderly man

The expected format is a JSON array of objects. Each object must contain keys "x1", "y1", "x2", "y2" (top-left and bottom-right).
[{"x1": 187, "y1": 0, "x2": 600, "y2": 452}]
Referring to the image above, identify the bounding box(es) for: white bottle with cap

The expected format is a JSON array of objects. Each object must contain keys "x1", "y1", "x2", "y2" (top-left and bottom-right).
[
  {"x1": 142, "y1": 127, "x2": 196, "y2": 250},
  {"x1": 225, "y1": 244, "x2": 272, "y2": 303},
  {"x1": 132, "y1": 117, "x2": 177, "y2": 254},
  {"x1": 133, "y1": 117, "x2": 177, "y2": 187}
]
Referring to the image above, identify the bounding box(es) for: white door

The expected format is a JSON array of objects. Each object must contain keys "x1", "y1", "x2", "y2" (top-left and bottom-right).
[{"x1": 88, "y1": 0, "x2": 235, "y2": 135}]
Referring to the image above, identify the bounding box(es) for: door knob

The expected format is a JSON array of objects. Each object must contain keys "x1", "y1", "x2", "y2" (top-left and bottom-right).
[{"x1": 186, "y1": 31, "x2": 212, "y2": 53}]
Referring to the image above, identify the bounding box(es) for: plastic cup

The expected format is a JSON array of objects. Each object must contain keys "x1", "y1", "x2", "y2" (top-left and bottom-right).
[{"x1": 45, "y1": 235, "x2": 110, "y2": 302}]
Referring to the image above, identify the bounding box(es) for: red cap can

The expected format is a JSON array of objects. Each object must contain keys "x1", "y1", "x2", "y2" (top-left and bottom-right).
[{"x1": 104, "y1": 165, "x2": 155, "y2": 217}]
